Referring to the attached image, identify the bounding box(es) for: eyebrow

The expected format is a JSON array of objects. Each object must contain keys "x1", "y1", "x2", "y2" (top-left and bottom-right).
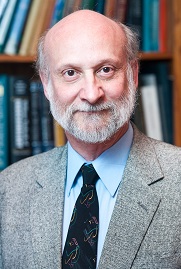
[{"x1": 55, "y1": 58, "x2": 123, "y2": 73}]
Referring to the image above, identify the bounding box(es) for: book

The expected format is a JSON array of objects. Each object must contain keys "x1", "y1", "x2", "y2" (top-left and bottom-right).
[
  {"x1": 28, "y1": 0, "x2": 56, "y2": 55},
  {"x1": 94, "y1": 0, "x2": 105, "y2": 14},
  {"x1": 150, "y1": 0, "x2": 159, "y2": 51},
  {"x1": 165, "y1": 0, "x2": 173, "y2": 53},
  {"x1": 39, "y1": 84, "x2": 54, "y2": 152},
  {"x1": 72, "y1": 0, "x2": 82, "y2": 11},
  {"x1": 50, "y1": 0, "x2": 65, "y2": 26},
  {"x1": 115, "y1": 0, "x2": 128, "y2": 22},
  {"x1": 0, "y1": 0, "x2": 8, "y2": 22},
  {"x1": 125, "y1": 0, "x2": 142, "y2": 48},
  {"x1": 104, "y1": 0, "x2": 117, "y2": 18},
  {"x1": 62, "y1": 0, "x2": 75, "y2": 17},
  {"x1": 139, "y1": 74, "x2": 163, "y2": 141},
  {"x1": 54, "y1": 121, "x2": 66, "y2": 147},
  {"x1": 4, "y1": 0, "x2": 32, "y2": 55},
  {"x1": 81, "y1": 0, "x2": 96, "y2": 10},
  {"x1": 142, "y1": 0, "x2": 150, "y2": 51},
  {"x1": 131, "y1": 88, "x2": 146, "y2": 135},
  {"x1": 0, "y1": 0, "x2": 18, "y2": 53},
  {"x1": 18, "y1": 0, "x2": 44, "y2": 55},
  {"x1": 30, "y1": 80, "x2": 43, "y2": 155},
  {"x1": 141, "y1": 61, "x2": 173, "y2": 144},
  {"x1": 159, "y1": 0, "x2": 167, "y2": 52},
  {"x1": 142, "y1": 0, "x2": 159, "y2": 52},
  {"x1": 9, "y1": 76, "x2": 31, "y2": 164},
  {"x1": 0, "y1": 75, "x2": 9, "y2": 170}
]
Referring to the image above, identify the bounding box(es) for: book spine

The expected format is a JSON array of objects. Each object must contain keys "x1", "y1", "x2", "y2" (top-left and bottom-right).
[
  {"x1": 94, "y1": 0, "x2": 105, "y2": 14},
  {"x1": 140, "y1": 61, "x2": 173, "y2": 144},
  {"x1": 39, "y1": 83, "x2": 54, "y2": 152},
  {"x1": 104, "y1": 0, "x2": 117, "y2": 18},
  {"x1": 0, "y1": 75, "x2": 9, "y2": 170},
  {"x1": 54, "y1": 121, "x2": 66, "y2": 147},
  {"x1": 50, "y1": 0, "x2": 65, "y2": 26},
  {"x1": 30, "y1": 80, "x2": 43, "y2": 155},
  {"x1": 18, "y1": 0, "x2": 44, "y2": 56},
  {"x1": 140, "y1": 74, "x2": 163, "y2": 141},
  {"x1": 9, "y1": 76, "x2": 31, "y2": 164},
  {"x1": 81, "y1": 0, "x2": 96, "y2": 10},
  {"x1": 0, "y1": 0, "x2": 8, "y2": 22},
  {"x1": 159, "y1": 0, "x2": 167, "y2": 52},
  {"x1": 0, "y1": 0, "x2": 18, "y2": 52},
  {"x1": 115, "y1": 0, "x2": 128, "y2": 22},
  {"x1": 150, "y1": 0, "x2": 159, "y2": 51},
  {"x1": 27, "y1": 0, "x2": 55, "y2": 56},
  {"x1": 4, "y1": 0, "x2": 32, "y2": 55},
  {"x1": 142, "y1": 0, "x2": 151, "y2": 51},
  {"x1": 125, "y1": 0, "x2": 142, "y2": 48}
]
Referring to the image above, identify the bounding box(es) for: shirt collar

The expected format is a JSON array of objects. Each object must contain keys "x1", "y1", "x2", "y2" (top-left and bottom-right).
[{"x1": 66, "y1": 122, "x2": 133, "y2": 197}]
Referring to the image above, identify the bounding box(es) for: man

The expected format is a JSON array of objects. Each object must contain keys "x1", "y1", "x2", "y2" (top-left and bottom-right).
[{"x1": 0, "y1": 9, "x2": 181, "y2": 269}]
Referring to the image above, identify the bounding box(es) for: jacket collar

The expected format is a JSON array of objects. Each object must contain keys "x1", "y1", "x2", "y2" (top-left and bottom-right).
[{"x1": 98, "y1": 125, "x2": 163, "y2": 268}]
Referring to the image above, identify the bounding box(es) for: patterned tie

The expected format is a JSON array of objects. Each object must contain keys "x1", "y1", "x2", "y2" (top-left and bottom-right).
[{"x1": 62, "y1": 163, "x2": 99, "y2": 269}]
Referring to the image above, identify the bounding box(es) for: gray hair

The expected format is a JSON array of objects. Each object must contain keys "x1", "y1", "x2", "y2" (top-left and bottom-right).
[{"x1": 35, "y1": 20, "x2": 140, "y2": 79}]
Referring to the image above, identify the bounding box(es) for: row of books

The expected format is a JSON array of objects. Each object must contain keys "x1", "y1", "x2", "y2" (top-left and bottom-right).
[
  {"x1": 0, "y1": 0, "x2": 170, "y2": 56},
  {"x1": 0, "y1": 75, "x2": 66, "y2": 171},
  {"x1": 132, "y1": 61, "x2": 173, "y2": 144}
]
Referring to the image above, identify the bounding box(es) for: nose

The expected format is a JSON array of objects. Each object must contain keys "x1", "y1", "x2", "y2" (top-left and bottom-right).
[{"x1": 79, "y1": 73, "x2": 105, "y2": 104}]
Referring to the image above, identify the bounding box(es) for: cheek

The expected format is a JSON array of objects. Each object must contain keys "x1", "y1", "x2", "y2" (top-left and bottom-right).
[
  {"x1": 104, "y1": 78, "x2": 128, "y2": 99},
  {"x1": 50, "y1": 79, "x2": 78, "y2": 104}
]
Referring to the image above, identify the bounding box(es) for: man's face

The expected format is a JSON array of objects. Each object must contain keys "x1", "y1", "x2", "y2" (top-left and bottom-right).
[{"x1": 42, "y1": 18, "x2": 138, "y2": 143}]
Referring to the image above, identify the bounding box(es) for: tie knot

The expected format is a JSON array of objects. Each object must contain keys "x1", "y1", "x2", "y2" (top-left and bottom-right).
[{"x1": 81, "y1": 163, "x2": 99, "y2": 186}]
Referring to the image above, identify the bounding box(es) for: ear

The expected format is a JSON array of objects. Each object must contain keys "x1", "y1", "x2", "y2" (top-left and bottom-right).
[
  {"x1": 39, "y1": 72, "x2": 50, "y2": 100},
  {"x1": 131, "y1": 61, "x2": 139, "y2": 89}
]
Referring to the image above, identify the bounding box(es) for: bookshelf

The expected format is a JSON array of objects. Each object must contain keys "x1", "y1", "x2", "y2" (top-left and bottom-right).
[{"x1": 0, "y1": 0, "x2": 181, "y2": 152}]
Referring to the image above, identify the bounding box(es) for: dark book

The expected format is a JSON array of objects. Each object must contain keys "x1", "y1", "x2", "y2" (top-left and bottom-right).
[
  {"x1": 30, "y1": 80, "x2": 43, "y2": 155},
  {"x1": 81, "y1": 0, "x2": 96, "y2": 10},
  {"x1": 39, "y1": 83, "x2": 54, "y2": 152},
  {"x1": 0, "y1": 75, "x2": 9, "y2": 170},
  {"x1": 125, "y1": 0, "x2": 142, "y2": 49},
  {"x1": 9, "y1": 76, "x2": 31, "y2": 164},
  {"x1": 115, "y1": 0, "x2": 128, "y2": 23},
  {"x1": 131, "y1": 88, "x2": 146, "y2": 135},
  {"x1": 94, "y1": 0, "x2": 105, "y2": 14}
]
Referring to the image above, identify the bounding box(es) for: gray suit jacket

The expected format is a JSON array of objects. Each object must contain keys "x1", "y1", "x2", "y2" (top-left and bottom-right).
[{"x1": 1, "y1": 126, "x2": 181, "y2": 269}]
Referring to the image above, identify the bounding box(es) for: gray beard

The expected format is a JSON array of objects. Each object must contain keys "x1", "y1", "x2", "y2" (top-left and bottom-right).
[{"x1": 48, "y1": 67, "x2": 136, "y2": 143}]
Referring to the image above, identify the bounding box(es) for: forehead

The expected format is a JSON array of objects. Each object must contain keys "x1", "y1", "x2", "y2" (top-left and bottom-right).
[{"x1": 45, "y1": 13, "x2": 127, "y2": 68}]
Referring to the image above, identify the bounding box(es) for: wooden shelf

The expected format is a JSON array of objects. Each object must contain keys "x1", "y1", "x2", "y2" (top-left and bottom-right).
[
  {"x1": 0, "y1": 55, "x2": 35, "y2": 63},
  {"x1": 139, "y1": 52, "x2": 172, "y2": 61},
  {"x1": 0, "y1": 52, "x2": 172, "y2": 63}
]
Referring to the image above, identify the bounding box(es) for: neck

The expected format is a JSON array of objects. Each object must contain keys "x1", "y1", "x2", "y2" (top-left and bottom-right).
[{"x1": 65, "y1": 122, "x2": 129, "y2": 161}]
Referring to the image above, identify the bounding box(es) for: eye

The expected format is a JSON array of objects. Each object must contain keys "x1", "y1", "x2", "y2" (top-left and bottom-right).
[
  {"x1": 66, "y1": 70, "x2": 76, "y2": 76},
  {"x1": 97, "y1": 66, "x2": 115, "y2": 78},
  {"x1": 102, "y1": 67, "x2": 112, "y2": 73},
  {"x1": 62, "y1": 69, "x2": 80, "y2": 82}
]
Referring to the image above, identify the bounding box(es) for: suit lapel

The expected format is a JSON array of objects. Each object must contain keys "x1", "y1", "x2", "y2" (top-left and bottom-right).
[
  {"x1": 98, "y1": 127, "x2": 164, "y2": 269},
  {"x1": 30, "y1": 146, "x2": 67, "y2": 269}
]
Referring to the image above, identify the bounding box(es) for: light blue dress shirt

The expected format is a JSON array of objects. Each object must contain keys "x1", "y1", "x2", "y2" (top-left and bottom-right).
[{"x1": 62, "y1": 123, "x2": 133, "y2": 267}]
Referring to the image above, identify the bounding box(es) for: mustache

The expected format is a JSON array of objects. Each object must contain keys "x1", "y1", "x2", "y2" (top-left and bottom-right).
[{"x1": 66, "y1": 101, "x2": 116, "y2": 113}]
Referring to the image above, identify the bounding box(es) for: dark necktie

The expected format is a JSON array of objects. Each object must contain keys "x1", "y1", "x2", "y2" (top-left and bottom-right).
[{"x1": 62, "y1": 163, "x2": 99, "y2": 269}]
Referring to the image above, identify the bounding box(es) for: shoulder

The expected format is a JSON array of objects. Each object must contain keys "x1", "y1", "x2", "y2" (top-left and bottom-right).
[
  {"x1": 0, "y1": 145, "x2": 68, "y2": 193},
  {"x1": 132, "y1": 124, "x2": 181, "y2": 170}
]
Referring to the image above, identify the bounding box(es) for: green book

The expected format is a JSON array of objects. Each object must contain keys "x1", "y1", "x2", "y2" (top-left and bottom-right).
[{"x1": 0, "y1": 75, "x2": 9, "y2": 170}]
